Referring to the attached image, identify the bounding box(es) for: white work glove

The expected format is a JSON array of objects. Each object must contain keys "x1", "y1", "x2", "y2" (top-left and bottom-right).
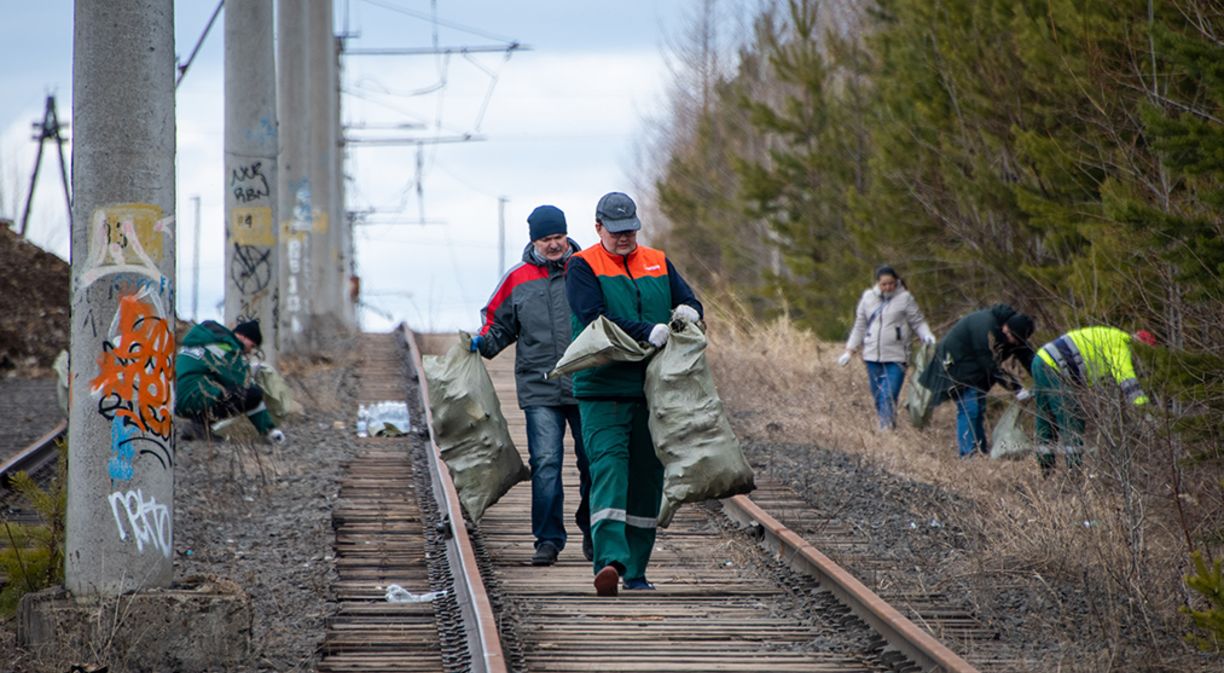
[
  {"x1": 674, "y1": 304, "x2": 700, "y2": 323},
  {"x1": 267, "y1": 428, "x2": 286, "y2": 444},
  {"x1": 922, "y1": 334, "x2": 936, "y2": 346},
  {"x1": 1015, "y1": 388, "x2": 1032, "y2": 402},
  {"x1": 837, "y1": 351, "x2": 852, "y2": 367},
  {"x1": 648, "y1": 324, "x2": 670, "y2": 348}
]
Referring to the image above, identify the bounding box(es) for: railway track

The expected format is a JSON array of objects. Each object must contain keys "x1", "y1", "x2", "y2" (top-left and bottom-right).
[
  {"x1": 319, "y1": 331, "x2": 504, "y2": 673},
  {"x1": 0, "y1": 418, "x2": 64, "y2": 589},
  {"x1": 0, "y1": 420, "x2": 64, "y2": 488},
  {"x1": 0, "y1": 330, "x2": 1020, "y2": 672},
  {"x1": 314, "y1": 326, "x2": 1002, "y2": 673}
]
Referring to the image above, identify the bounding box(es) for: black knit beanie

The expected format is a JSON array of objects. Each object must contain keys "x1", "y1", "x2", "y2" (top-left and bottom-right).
[
  {"x1": 1005, "y1": 313, "x2": 1034, "y2": 341},
  {"x1": 234, "y1": 320, "x2": 263, "y2": 347},
  {"x1": 527, "y1": 205, "x2": 567, "y2": 241}
]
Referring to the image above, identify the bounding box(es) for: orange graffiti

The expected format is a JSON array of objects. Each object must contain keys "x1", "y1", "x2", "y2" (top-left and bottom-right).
[{"x1": 92, "y1": 293, "x2": 176, "y2": 440}]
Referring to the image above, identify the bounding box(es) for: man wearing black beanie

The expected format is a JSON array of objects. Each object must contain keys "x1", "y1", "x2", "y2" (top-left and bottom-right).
[
  {"x1": 175, "y1": 318, "x2": 286, "y2": 444},
  {"x1": 471, "y1": 204, "x2": 592, "y2": 566},
  {"x1": 918, "y1": 304, "x2": 1036, "y2": 458}
]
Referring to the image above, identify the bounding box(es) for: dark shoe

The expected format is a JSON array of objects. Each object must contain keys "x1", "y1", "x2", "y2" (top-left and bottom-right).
[
  {"x1": 1037, "y1": 452, "x2": 1056, "y2": 478},
  {"x1": 581, "y1": 534, "x2": 593, "y2": 562},
  {"x1": 179, "y1": 418, "x2": 207, "y2": 442},
  {"x1": 531, "y1": 541, "x2": 559, "y2": 566},
  {"x1": 594, "y1": 565, "x2": 619, "y2": 597},
  {"x1": 623, "y1": 577, "x2": 655, "y2": 590}
]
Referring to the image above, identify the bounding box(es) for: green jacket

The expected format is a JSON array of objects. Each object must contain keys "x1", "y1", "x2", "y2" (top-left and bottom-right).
[
  {"x1": 174, "y1": 321, "x2": 273, "y2": 432},
  {"x1": 565, "y1": 243, "x2": 701, "y2": 398},
  {"x1": 918, "y1": 304, "x2": 1035, "y2": 403}
]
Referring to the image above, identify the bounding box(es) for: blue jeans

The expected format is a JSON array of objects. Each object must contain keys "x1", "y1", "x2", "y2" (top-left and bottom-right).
[
  {"x1": 953, "y1": 387, "x2": 987, "y2": 457},
  {"x1": 523, "y1": 405, "x2": 589, "y2": 550},
  {"x1": 865, "y1": 361, "x2": 906, "y2": 428}
]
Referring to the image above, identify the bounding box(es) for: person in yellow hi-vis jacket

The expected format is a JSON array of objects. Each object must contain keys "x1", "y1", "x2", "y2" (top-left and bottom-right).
[{"x1": 1030, "y1": 326, "x2": 1157, "y2": 475}]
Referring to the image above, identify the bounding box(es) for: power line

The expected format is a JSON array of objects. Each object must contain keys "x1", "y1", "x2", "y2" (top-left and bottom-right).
[
  {"x1": 357, "y1": 0, "x2": 520, "y2": 45},
  {"x1": 176, "y1": 0, "x2": 224, "y2": 89},
  {"x1": 346, "y1": 44, "x2": 527, "y2": 56},
  {"x1": 343, "y1": 133, "x2": 484, "y2": 146}
]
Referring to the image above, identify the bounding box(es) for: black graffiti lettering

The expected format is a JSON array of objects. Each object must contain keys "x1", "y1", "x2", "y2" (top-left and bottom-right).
[
  {"x1": 231, "y1": 243, "x2": 273, "y2": 294},
  {"x1": 230, "y1": 161, "x2": 271, "y2": 203},
  {"x1": 230, "y1": 161, "x2": 265, "y2": 185},
  {"x1": 105, "y1": 220, "x2": 129, "y2": 248}
]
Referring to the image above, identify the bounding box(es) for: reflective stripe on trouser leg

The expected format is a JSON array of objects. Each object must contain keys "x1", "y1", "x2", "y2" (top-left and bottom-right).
[{"x1": 580, "y1": 399, "x2": 662, "y2": 578}]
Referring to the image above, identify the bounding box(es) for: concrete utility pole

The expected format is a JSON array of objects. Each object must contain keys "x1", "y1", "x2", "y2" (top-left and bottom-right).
[
  {"x1": 335, "y1": 33, "x2": 356, "y2": 326},
  {"x1": 498, "y1": 196, "x2": 508, "y2": 276},
  {"x1": 276, "y1": 0, "x2": 313, "y2": 351},
  {"x1": 306, "y1": 0, "x2": 342, "y2": 337},
  {"x1": 67, "y1": 0, "x2": 176, "y2": 596},
  {"x1": 225, "y1": 0, "x2": 279, "y2": 363},
  {"x1": 191, "y1": 195, "x2": 202, "y2": 321}
]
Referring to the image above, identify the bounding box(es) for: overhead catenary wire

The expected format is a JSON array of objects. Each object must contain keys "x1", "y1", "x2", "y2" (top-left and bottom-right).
[
  {"x1": 342, "y1": 0, "x2": 516, "y2": 234},
  {"x1": 357, "y1": 0, "x2": 520, "y2": 45},
  {"x1": 176, "y1": 0, "x2": 224, "y2": 89}
]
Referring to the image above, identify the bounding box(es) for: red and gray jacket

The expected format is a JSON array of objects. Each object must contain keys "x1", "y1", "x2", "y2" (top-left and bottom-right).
[{"x1": 477, "y1": 239, "x2": 580, "y2": 409}]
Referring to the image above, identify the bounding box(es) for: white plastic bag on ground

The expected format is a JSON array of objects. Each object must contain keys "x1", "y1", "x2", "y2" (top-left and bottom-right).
[
  {"x1": 547, "y1": 315, "x2": 653, "y2": 379},
  {"x1": 990, "y1": 401, "x2": 1033, "y2": 460},
  {"x1": 905, "y1": 342, "x2": 937, "y2": 429},
  {"x1": 645, "y1": 313, "x2": 755, "y2": 527},
  {"x1": 423, "y1": 333, "x2": 529, "y2": 522},
  {"x1": 384, "y1": 584, "x2": 446, "y2": 603}
]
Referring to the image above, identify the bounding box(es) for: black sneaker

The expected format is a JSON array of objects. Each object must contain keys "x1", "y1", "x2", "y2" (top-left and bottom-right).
[
  {"x1": 581, "y1": 534, "x2": 593, "y2": 562},
  {"x1": 531, "y1": 541, "x2": 559, "y2": 566},
  {"x1": 623, "y1": 577, "x2": 655, "y2": 590}
]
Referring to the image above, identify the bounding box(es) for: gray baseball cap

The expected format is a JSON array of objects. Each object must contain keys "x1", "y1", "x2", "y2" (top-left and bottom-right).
[{"x1": 595, "y1": 192, "x2": 641, "y2": 233}]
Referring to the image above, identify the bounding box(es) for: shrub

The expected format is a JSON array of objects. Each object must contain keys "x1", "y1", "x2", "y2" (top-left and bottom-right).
[{"x1": 0, "y1": 448, "x2": 66, "y2": 614}]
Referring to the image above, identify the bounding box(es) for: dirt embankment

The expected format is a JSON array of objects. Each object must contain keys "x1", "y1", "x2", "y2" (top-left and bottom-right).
[
  {"x1": 0, "y1": 225, "x2": 69, "y2": 375},
  {"x1": 707, "y1": 316, "x2": 1223, "y2": 673}
]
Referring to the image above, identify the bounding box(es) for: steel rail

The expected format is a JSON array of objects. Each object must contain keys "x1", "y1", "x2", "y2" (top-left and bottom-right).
[
  {"x1": 721, "y1": 493, "x2": 981, "y2": 673},
  {"x1": 0, "y1": 420, "x2": 65, "y2": 487},
  {"x1": 399, "y1": 325, "x2": 507, "y2": 673}
]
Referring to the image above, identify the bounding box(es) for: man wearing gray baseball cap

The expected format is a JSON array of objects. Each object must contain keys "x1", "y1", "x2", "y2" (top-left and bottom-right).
[{"x1": 565, "y1": 191, "x2": 703, "y2": 596}]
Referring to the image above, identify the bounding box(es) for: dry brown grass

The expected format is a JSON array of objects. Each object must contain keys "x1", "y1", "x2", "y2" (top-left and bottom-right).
[{"x1": 706, "y1": 312, "x2": 1222, "y2": 672}]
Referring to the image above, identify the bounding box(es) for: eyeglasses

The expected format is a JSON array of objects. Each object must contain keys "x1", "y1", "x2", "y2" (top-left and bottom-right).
[{"x1": 605, "y1": 229, "x2": 637, "y2": 239}]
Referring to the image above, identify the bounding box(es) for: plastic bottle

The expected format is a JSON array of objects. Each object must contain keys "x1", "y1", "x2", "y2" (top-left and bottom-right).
[{"x1": 356, "y1": 404, "x2": 369, "y2": 437}]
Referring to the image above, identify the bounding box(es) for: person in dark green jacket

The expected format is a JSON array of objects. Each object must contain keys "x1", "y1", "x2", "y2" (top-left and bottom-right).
[
  {"x1": 918, "y1": 304, "x2": 1035, "y2": 457},
  {"x1": 175, "y1": 319, "x2": 284, "y2": 444},
  {"x1": 565, "y1": 191, "x2": 702, "y2": 596}
]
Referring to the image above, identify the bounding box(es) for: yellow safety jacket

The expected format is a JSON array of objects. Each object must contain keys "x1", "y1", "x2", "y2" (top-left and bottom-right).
[{"x1": 1037, "y1": 326, "x2": 1148, "y2": 405}]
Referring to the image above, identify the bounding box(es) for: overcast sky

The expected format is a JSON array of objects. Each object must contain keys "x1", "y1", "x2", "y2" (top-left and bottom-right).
[{"x1": 0, "y1": 1, "x2": 701, "y2": 333}]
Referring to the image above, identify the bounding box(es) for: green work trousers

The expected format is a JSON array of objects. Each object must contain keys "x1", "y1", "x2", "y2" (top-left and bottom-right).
[
  {"x1": 1031, "y1": 357, "x2": 1085, "y2": 468},
  {"x1": 578, "y1": 398, "x2": 662, "y2": 581}
]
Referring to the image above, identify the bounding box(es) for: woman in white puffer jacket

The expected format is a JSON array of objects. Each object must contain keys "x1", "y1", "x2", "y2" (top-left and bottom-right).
[{"x1": 838, "y1": 265, "x2": 936, "y2": 429}]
